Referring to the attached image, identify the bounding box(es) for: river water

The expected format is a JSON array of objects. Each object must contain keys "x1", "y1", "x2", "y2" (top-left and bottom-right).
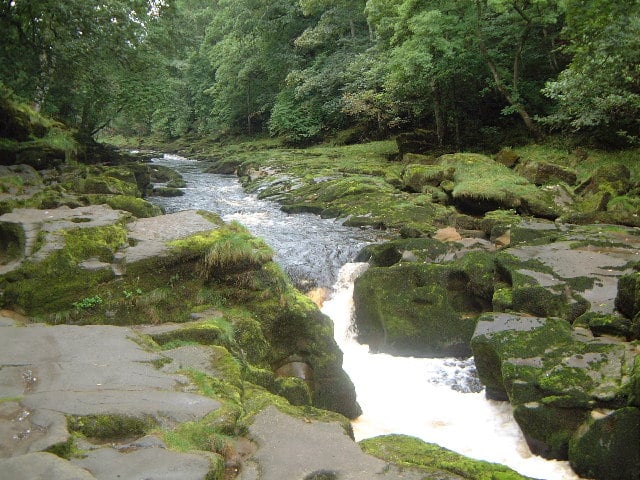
[{"x1": 149, "y1": 154, "x2": 579, "y2": 480}]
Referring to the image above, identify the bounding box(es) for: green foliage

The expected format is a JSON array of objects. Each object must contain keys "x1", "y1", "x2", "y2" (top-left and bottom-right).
[
  {"x1": 268, "y1": 89, "x2": 323, "y2": 145},
  {"x1": 541, "y1": 0, "x2": 640, "y2": 145},
  {"x1": 72, "y1": 295, "x2": 104, "y2": 310}
]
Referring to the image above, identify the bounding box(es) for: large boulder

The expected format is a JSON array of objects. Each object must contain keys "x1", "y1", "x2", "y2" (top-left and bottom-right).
[
  {"x1": 517, "y1": 161, "x2": 577, "y2": 186},
  {"x1": 439, "y1": 153, "x2": 564, "y2": 218},
  {"x1": 353, "y1": 252, "x2": 495, "y2": 357},
  {"x1": 568, "y1": 407, "x2": 640, "y2": 480},
  {"x1": 471, "y1": 312, "x2": 638, "y2": 469},
  {"x1": 0, "y1": 206, "x2": 361, "y2": 419},
  {"x1": 494, "y1": 224, "x2": 640, "y2": 325}
]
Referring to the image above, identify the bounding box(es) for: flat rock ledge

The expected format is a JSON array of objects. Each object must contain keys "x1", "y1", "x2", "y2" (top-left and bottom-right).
[{"x1": 0, "y1": 317, "x2": 220, "y2": 480}]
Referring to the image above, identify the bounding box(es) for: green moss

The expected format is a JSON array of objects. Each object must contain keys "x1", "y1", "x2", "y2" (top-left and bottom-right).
[
  {"x1": 82, "y1": 194, "x2": 163, "y2": 218},
  {"x1": 359, "y1": 434, "x2": 529, "y2": 480},
  {"x1": 68, "y1": 414, "x2": 156, "y2": 440},
  {"x1": 44, "y1": 436, "x2": 76, "y2": 460},
  {"x1": 568, "y1": 407, "x2": 640, "y2": 480},
  {"x1": 153, "y1": 186, "x2": 185, "y2": 197},
  {"x1": 513, "y1": 403, "x2": 588, "y2": 459},
  {"x1": 63, "y1": 224, "x2": 128, "y2": 263},
  {"x1": 274, "y1": 376, "x2": 312, "y2": 406},
  {"x1": 0, "y1": 396, "x2": 23, "y2": 404},
  {"x1": 492, "y1": 287, "x2": 513, "y2": 311},
  {"x1": 0, "y1": 221, "x2": 25, "y2": 264},
  {"x1": 232, "y1": 313, "x2": 270, "y2": 365},
  {"x1": 353, "y1": 263, "x2": 484, "y2": 357},
  {"x1": 151, "y1": 319, "x2": 235, "y2": 349},
  {"x1": 440, "y1": 153, "x2": 561, "y2": 218},
  {"x1": 80, "y1": 175, "x2": 140, "y2": 196}
]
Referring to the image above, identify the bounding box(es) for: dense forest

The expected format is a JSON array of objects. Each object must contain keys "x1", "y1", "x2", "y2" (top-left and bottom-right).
[{"x1": 1, "y1": 0, "x2": 639, "y2": 149}]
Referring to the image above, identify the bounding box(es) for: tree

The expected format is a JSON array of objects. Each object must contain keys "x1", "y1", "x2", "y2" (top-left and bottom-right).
[
  {"x1": 541, "y1": 0, "x2": 640, "y2": 144},
  {"x1": 474, "y1": 0, "x2": 564, "y2": 139},
  {"x1": 0, "y1": 0, "x2": 167, "y2": 138}
]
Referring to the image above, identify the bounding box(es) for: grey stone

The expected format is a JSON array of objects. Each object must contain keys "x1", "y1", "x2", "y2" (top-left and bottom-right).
[
  {"x1": 0, "y1": 452, "x2": 96, "y2": 480},
  {"x1": 248, "y1": 406, "x2": 426, "y2": 480},
  {"x1": 0, "y1": 323, "x2": 220, "y2": 456},
  {"x1": 72, "y1": 445, "x2": 214, "y2": 480}
]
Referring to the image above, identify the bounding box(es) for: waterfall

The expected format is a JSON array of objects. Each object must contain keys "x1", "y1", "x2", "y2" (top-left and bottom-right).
[{"x1": 322, "y1": 262, "x2": 580, "y2": 480}]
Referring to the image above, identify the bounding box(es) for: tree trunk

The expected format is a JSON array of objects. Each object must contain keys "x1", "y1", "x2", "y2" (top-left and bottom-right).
[
  {"x1": 431, "y1": 79, "x2": 447, "y2": 145},
  {"x1": 475, "y1": 0, "x2": 541, "y2": 139}
]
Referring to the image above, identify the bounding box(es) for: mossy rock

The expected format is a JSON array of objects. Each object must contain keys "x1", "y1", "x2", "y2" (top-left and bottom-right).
[
  {"x1": 494, "y1": 148, "x2": 521, "y2": 168},
  {"x1": 513, "y1": 402, "x2": 588, "y2": 459},
  {"x1": 149, "y1": 164, "x2": 185, "y2": 184},
  {"x1": 355, "y1": 237, "x2": 452, "y2": 267},
  {"x1": 508, "y1": 220, "x2": 560, "y2": 246},
  {"x1": 153, "y1": 186, "x2": 185, "y2": 197},
  {"x1": 274, "y1": 376, "x2": 312, "y2": 406},
  {"x1": 359, "y1": 434, "x2": 530, "y2": 480},
  {"x1": 0, "y1": 221, "x2": 25, "y2": 264},
  {"x1": 495, "y1": 252, "x2": 584, "y2": 320},
  {"x1": 91, "y1": 194, "x2": 163, "y2": 218},
  {"x1": 471, "y1": 312, "x2": 638, "y2": 460},
  {"x1": 615, "y1": 272, "x2": 640, "y2": 320},
  {"x1": 353, "y1": 256, "x2": 494, "y2": 357},
  {"x1": 440, "y1": 153, "x2": 562, "y2": 218},
  {"x1": 68, "y1": 414, "x2": 156, "y2": 440},
  {"x1": 576, "y1": 163, "x2": 631, "y2": 197},
  {"x1": 568, "y1": 407, "x2": 640, "y2": 480},
  {"x1": 80, "y1": 175, "x2": 140, "y2": 196},
  {"x1": 0, "y1": 223, "x2": 127, "y2": 316},
  {"x1": 573, "y1": 312, "x2": 632, "y2": 339},
  {"x1": 401, "y1": 164, "x2": 454, "y2": 193},
  {"x1": 517, "y1": 161, "x2": 577, "y2": 186},
  {"x1": 150, "y1": 319, "x2": 234, "y2": 349}
]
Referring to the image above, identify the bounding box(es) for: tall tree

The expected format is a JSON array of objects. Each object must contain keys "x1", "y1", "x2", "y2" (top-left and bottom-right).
[
  {"x1": 475, "y1": 0, "x2": 563, "y2": 138},
  {"x1": 0, "y1": 0, "x2": 165, "y2": 137},
  {"x1": 542, "y1": 0, "x2": 640, "y2": 144}
]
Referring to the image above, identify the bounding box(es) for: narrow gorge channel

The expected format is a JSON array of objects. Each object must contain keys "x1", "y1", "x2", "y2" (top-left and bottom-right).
[{"x1": 149, "y1": 154, "x2": 579, "y2": 480}]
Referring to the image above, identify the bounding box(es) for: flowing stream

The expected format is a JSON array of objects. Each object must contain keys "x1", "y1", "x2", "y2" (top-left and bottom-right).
[{"x1": 149, "y1": 154, "x2": 579, "y2": 480}]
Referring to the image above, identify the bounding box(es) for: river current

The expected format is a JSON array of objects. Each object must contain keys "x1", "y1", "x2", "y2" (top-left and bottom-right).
[{"x1": 149, "y1": 154, "x2": 579, "y2": 480}]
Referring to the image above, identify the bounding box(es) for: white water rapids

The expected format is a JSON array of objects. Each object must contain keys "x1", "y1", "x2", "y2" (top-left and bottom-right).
[
  {"x1": 150, "y1": 154, "x2": 581, "y2": 480},
  {"x1": 322, "y1": 262, "x2": 580, "y2": 480}
]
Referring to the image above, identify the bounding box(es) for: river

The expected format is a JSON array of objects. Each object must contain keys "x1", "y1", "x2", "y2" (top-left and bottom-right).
[{"x1": 149, "y1": 153, "x2": 579, "y2": 480}]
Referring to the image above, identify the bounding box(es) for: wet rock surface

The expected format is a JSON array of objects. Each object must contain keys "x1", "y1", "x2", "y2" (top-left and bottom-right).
[{"x1": 246, "y1": 406, "x2": 428, "y2": 480}]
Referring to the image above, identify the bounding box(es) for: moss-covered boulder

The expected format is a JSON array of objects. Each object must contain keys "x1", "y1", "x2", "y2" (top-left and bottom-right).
[
  {"x1": 440, "y1": 153, "x2": 563, "y2": 219},
  {"x1": 576, "y1": 163, "x2": 632, "y2": 197},
  {"x1": 493, "y1": 225, "x2": 640, "y2": 322},
  {"x1": 494, "y1": 148, "x2": 521, "y2": 168},
  {"x1": 568, "y1": 407, "x2": 640, "y2": 480},
  {"x1": 616, "y1": 272, "x2": 640, "y2": 320},
  {"x1": 517, "y1": 161, "x2": 577, "y2": 186},
  {"x1": 401, "y1": 164, "x2": 454, "y2": 193},
  {"x1": 355, "y1": 237, "x2": 454, "y2": 267},
  {"x1": 353, "y1": 252, "x2": 495, "y2": 357},
  {"x1": 471, "y1": 313, "x2": 638, "y2": 461}
]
